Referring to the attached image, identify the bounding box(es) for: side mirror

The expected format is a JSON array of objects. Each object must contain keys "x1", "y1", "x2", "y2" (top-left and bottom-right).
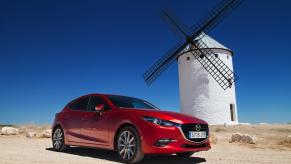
[{"x1": 95, "y1": 104, "x2": 105, "y2": 111}]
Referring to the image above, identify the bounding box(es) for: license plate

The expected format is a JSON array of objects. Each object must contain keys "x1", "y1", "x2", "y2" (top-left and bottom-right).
[{"x1": 189, "y1": 131, "x2": 206, "y2": 139}]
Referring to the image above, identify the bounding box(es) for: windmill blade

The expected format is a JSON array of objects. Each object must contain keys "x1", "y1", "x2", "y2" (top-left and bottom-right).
[
  {"x1": 190, "y1": 0, "x2": 243, "y2": 39},
  {"x1": 143, "y1": 0, "x2": 243, "y2": 85},
  {"x1": 143, "y1": 41, "x2": 188, "y2": 85},
  {"x1": 190, "y1": 39, "x2": 238, "y2": 90},
  {"x1": 161, "y1": 9, "x2": 190, "y2": 39}
]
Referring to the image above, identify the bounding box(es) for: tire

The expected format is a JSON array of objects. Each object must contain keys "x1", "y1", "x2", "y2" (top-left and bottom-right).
[
  {"x1": 116, "y1": 126, "x2": 144, "y2": 163},
  {"x1": 52, "y1": 126, "x2": 69, "y2": 152},
  {"x1": 176, "y1": 152, "x2": 195, "y2": 157}
]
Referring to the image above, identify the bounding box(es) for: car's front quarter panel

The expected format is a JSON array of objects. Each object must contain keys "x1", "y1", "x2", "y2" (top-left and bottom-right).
[{"x1": 109, "y1": 109, "x2": 211, "y2": 154}]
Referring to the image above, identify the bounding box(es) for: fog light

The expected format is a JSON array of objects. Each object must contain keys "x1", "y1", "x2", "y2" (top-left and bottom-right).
[{"x1": 154, "y1": 138, "x2": 172, "y2": 147}]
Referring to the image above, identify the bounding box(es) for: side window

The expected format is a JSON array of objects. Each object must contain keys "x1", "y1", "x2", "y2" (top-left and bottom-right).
[
  {"x1": 132, "y1": 101, "x2": 150, "y2": 109},
  {"x1": 88, "y1": 96, "x2": 110, "y2": 111},
  {"x1": 69, "y1": 97, "x2": 89, "y2": 111}
]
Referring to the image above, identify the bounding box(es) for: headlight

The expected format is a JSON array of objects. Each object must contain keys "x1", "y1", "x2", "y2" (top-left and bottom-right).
[{"x1": 142, "y1": 116, "x2": 178, "y2": 127}]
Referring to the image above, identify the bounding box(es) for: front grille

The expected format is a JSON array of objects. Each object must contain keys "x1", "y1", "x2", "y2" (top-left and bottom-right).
[{"x1": 180, "y1": 124, "x2": 209, "y2": 142}]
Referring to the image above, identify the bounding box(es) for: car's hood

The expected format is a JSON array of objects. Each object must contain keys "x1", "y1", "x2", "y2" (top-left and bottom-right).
[{"x1": 121, "y1": 108, "x2": 208, "y2": 124}]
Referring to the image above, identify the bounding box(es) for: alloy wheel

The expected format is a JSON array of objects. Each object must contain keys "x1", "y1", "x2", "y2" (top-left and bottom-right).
[
  {"x1": 53, "y1": 128, "x2": 63, "y2": 150},
  {"x1": 118, "y1": 130, "x2": 136, "y2": 161}
]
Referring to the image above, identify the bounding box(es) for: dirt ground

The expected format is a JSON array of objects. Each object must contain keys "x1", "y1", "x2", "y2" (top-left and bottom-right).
[
  {"x1": 0, "y1": 124, "x2": 291, "y2": 164},
  {"x1": 0, "y1": 136, "x2": 290, "y2": 164}
]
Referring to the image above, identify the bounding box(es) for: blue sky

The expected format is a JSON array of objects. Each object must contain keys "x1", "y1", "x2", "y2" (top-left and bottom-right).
[{"x1": 0, "y1": 0, "x2": 291, "y2": 124}]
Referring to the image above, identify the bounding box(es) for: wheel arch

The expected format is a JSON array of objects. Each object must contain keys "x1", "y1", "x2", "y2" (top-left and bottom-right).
[
  {"x1": 52, "y1": 124, "x2": 62, "y2": 131},
  {"x1": 52, "y1": 123, "x2": 65, "y2": 134}
]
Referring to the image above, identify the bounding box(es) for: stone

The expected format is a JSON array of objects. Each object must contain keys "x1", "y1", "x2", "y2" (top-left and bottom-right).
[
  {"x1": 39, "y1": 129, "x2": 52, "y2": 138},
  {"x1": 240, "y1": 135, "x2": 256, "y2": 144},
  {"x1": 230, "y1": 133, "x2": 256, "y2": 144},
  {"x1": 26, "y1": 132, "x2": 37, "y2": 138},
  {"x1": 230, "y1": 133, "x2": 242, "y2": 143},
  {"x1": 1, "y1": 127, "x2": 19, "y2": 135}
]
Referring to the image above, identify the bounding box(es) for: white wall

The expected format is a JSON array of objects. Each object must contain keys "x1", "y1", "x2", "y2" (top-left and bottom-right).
[{"x1": 178, "y1": 49, "x2": 238, "y2": 125}]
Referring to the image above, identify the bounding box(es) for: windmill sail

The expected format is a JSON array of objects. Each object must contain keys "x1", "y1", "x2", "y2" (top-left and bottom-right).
[
  {"x1": 144, "y1": 0, "x2": 243, "y2": 88},
  {"x1": 190, "y1": 0, "x2": 243, "y2": 38},
  {"x1": 190, "y1": 36, "x2": 238, "y2": 90},
  {"x1": 143, "y1": 41, "x2": 187, "y2": 85}
]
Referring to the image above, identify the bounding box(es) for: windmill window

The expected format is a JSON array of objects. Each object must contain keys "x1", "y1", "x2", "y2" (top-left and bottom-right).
[
  {"x1": 227, "y1": 55, "x2": 229, "y2": 59},
  {"x1": 186, "y1": 57, "x2": 190, "y2": 61},
  {"x1": 214, "y1": 54, "x2": 218, "y2": 58}
]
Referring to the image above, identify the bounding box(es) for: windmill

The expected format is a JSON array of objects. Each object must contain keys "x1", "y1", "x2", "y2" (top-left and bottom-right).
[{"x1": 143, "y1": 0, "x2": 243, "y2": 125}]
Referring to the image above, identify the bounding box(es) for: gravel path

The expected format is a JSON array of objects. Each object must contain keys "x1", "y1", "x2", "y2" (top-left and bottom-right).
[{"x1": 0, "y1": 136, "x2": 291, "y2": 164}]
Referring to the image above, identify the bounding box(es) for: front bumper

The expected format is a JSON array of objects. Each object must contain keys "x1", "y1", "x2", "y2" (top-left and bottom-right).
[{"x1": 139, "y1": 123, "x2": 211, "y2": 154}]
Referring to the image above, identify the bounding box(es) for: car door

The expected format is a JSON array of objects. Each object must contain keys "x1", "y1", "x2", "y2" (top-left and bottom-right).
[
  {"x1": 80, "y1": 95, "x2": 110, "y2": 146},
  {"x1": 64, "y1": 96, "x2": 89, "y2": 143}
]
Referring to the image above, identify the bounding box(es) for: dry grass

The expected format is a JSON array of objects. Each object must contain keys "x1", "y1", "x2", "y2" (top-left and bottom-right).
[
  {"x1": 211, "y1": 127, "x2": 226, "y2": 133},
  {"x1": 209, "y1": 133, "x2": 218, "y2": 144},
  {"x1": 277, "y1": 136, "x2": 291, "y2": 148},
  {"x1": 209, "y1": 124, "x2": 291, "y2": 150}
]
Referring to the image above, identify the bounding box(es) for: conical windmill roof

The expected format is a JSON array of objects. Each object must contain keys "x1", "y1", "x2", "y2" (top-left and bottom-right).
[{"x1": 180, "y1": 32, "x2": 233, "y2": 55}]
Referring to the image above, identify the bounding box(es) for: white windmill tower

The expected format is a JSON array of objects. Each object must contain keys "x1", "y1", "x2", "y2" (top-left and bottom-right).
[
  {"x1": 143, "y1": 0, "x2": 242, "y2": 125},
  {"x1": 178, "y1": 33, "x2": 238, "y2": 125}
]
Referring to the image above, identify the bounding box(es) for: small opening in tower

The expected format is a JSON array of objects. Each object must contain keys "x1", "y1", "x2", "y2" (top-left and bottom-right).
[
  {"x1": 227, "y1": 55, "x2": 229, "y2": 59},
  {"x1": 214, "y1": 54, "x2": 218, "y2": 58},
  {"x1": 186, "y1": 57, "x2": 190, "y2": 61},
  {"x1": 230, "y1": 104, "x2": 236, "y2": 121}
]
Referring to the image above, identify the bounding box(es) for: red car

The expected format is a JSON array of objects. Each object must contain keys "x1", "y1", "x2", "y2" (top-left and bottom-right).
[{"x1": 52, "y1": 94, "x2": 211, "y2": 163}]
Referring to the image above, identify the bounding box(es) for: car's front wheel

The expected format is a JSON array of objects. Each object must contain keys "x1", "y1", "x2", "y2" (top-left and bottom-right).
[
  {"x1": 52, "y1": 126, "x2": 69, "y2": 152},
  {"x1": 116, "y1": 126, "x2": 144, "y2": 163}
]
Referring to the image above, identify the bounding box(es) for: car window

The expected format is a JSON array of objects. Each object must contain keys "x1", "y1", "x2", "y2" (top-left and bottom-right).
[
  {"x1": 88, "y1": 96, "x2": 111, "y2": 111},
  {"x1": 132, "y1": 101, "x2": 153, "y2": 109},
  {"x1": 69, "y1": 96, "x2": 89, "y2": 111},
  {"x1": 108, "y1": 95, "x2": 158, "y2": 110}
]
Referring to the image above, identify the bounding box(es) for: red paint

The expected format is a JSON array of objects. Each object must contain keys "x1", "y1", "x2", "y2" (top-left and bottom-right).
[{"x1": 53, "y1": 93, "x2": 211, "y2": 154}]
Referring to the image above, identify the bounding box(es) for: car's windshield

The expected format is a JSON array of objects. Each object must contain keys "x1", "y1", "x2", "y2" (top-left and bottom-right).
[{"x1": 107, "y1": 95, "x2": 159, "y2": 110}]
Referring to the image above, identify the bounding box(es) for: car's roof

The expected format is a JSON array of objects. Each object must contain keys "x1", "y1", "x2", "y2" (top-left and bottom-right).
[{"x1": 83, "y1": 93, "x2": 137, "y2": 99}]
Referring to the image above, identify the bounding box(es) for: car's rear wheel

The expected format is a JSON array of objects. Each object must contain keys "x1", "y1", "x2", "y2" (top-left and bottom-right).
[
  {"x1": 176, "y1": 152, "x2": 195, "y2": 157},
  {"x1": 116, "y1": 126, "x2": 144, "y2": 163},
  {"x1": 52, "y1": 126, "x2": 69, "y2": 152}
]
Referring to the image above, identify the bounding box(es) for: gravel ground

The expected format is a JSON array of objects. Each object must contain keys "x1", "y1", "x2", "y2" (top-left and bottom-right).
[{"x1": 0, "y1": 136, "x2": 291, "y2": 164}]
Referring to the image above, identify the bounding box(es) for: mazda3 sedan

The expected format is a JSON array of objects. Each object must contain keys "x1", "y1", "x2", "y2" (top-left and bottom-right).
[{"x1": 52, "y1": 94, "x2": 211, "y2": 163}]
